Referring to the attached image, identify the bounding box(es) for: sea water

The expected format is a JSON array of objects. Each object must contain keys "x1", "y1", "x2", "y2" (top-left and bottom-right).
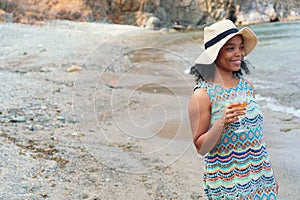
[{"x1": 246, "y1": 21, "x2": 300, "y2": 117}]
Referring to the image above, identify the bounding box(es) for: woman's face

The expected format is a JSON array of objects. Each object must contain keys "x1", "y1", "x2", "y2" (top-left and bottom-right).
[{"x1": 215, "y1": 35, "x2": 245, "y2": 73}]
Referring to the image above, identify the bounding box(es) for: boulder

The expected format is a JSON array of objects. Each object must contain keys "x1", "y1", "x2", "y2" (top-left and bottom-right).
[
  {"x1": 0, "y1": 10, "x2": 13, "y2": 23},
  {"x1": 264, "y1": 3, "x2": 278, "y2": 21},
  {"x1": 144, "y1": 16, "x2": 161, "y2": 29}
]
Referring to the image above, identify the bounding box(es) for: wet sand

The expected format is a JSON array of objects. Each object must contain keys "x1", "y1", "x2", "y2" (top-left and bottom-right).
[{"x1": 0, "y1": 20, "x2": 299, "y2": 199}]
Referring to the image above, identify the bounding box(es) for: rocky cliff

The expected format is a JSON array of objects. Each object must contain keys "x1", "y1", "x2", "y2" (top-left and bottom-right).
[{"x1": 1, "y1": 0, "x2": 299, "y2": 28}]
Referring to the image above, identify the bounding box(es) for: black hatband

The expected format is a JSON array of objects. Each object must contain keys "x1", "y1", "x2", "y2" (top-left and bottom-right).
[{"x1": 205, "y1": 28, "x2": 238, "y2": 49}]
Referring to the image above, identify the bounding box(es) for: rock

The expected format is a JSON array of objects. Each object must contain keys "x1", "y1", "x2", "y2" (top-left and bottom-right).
[
  {"x1": 4, "y1": 0, "x2": 300, "y2": 29},
  {"x1": 236, "y1": 10, "x2": 270, "y2": 25},
  {"x1": 49, "y1": 182, "x2": 55, "y2": 187},
  {"x1": 10, "y1": 116, "x2": 26, "y2": 123},
  {"x1": 28, "y1": 125, "x2": 35, "y2": 131},
  {"x1": 39, "y1": 67, "x2": 52, "y2": 72},
  {"x1": 280, "y1": 127, "x2": 292, "y2": 132},
  {"x1": 40, "y1": 193, "x2": 48, "y2": 198},
  {"x1": 173, "y1": 24, "x2": 185, "y2": 30},
  {"x1": 106, "y1": 79, "x2": 121, "y2": 89},
  {"x1": 136, "y1": 12, "x2": 152, "y2": 27},
  {"x1": 212, "y1": 8, "x2": 226, "y2": 20},
  {"x1": 280, "y1": 116, "x2": 294, "y2": 121},
  {"x1": 0, "y1": 10, "x2": 14, "y2": 23},
  {"x1": 144, "y1": 16, "x2": 161, "y2": 29},
  {"x1": 57, "y1": 116, "x2": 65, "y2": 122},
  {"x1": 67, "y1": 65, "x2": 83, "y2": 73},
  {"x1": 264, "y1": 3, "x2": 278, "y2": 21}
]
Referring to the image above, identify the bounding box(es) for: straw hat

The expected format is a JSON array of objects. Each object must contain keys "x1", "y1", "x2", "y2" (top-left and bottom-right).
[{"x1": 195, "y1": 20, "x2": 258, "y2": 64}]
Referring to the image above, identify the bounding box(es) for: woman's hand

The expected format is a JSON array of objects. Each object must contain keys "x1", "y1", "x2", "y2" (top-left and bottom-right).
[{"x1": 223, "y1": 102, "x2": 246, "y2": 126}]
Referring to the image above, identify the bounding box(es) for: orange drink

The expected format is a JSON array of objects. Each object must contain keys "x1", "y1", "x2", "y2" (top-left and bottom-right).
[
  {"x1": 240, "y1": 102, "x2": 247, "y2": 107},
  {"x1": 232, "y1": 102, "x2": 247, "y2": 108}
]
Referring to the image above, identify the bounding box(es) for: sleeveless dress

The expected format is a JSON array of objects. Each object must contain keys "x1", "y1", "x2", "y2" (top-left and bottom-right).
[{"x1": 194, "y1": 78, "x2": 277, "y2": 200}]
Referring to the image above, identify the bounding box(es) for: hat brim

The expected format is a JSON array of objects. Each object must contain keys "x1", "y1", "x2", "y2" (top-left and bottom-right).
[{"x1": 195, "y1": 27, "x2": 258, "y2": 64}]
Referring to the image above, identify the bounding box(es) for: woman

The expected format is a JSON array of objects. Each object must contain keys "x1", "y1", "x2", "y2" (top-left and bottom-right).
[{"x1": 188, "y1": 20, "x2": 278, "y2": 199}]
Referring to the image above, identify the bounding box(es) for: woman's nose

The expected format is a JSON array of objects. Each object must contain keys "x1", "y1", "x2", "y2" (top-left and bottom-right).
[{"x1": 235, "y1": 49, "x2": 245, "y2": 57}]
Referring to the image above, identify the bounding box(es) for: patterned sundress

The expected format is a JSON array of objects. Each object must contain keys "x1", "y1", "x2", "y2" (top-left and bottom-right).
[{"x1": 194, "y1": 78, "x2": 277, "y2": 200}]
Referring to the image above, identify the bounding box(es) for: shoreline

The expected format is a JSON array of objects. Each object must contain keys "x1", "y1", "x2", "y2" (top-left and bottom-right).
[{"x1": 0, "y1": 20, "x2": 299, "y2": 199}]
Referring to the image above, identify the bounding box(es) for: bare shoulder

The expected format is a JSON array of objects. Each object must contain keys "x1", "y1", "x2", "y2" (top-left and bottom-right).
[
  {"x1": 189, "y1": 88, "x2": 211, "y2": 111},
  {"x1": 191, "y1": 88, "x2": 210, "y2": 102}
]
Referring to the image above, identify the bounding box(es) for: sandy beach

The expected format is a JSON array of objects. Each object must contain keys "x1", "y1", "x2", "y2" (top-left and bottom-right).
[{"x1": 0, "y1": 21, "x2": 299, "y2": 199}]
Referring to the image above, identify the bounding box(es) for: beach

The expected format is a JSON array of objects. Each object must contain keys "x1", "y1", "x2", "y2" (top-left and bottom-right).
[{"x1": 0, "y1": 21, "x2": 299, "y2": 199}]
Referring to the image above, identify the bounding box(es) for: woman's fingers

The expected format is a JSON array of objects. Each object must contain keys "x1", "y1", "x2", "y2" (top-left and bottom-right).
[
  {"x1": 225, "y1": 116, "x2": 238, "y2": 124},
  {"x1": 225, "y1": 102, "x2": 247, "y2": 124}
]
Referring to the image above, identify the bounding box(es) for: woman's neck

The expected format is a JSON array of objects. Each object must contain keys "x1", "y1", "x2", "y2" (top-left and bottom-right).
[{"x1": 213, "y1": 70, "x2": 239, "y2": 88}]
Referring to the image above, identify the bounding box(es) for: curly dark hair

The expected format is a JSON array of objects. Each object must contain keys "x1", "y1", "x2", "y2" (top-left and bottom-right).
[{"x1": 189, "y1": 60, "x2": 251, "y2": 83}]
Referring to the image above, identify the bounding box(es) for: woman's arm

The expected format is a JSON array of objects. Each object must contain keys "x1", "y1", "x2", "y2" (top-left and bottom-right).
[{"x1": 188, "y1": 88, "x2": 245, "y2": 155}]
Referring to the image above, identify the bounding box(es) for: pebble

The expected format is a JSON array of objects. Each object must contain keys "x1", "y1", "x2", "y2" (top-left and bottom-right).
[
  {"x1": 71, "y1": 132, "x2": 79, "y2": 136},
  {"x1": 49, "y1": 183, "x2": 55, "y2": 187},
  {"x1": 280, "y1": 127, "x2": 292, "y2": 132},
  {"x1": 57, "y1": 116, "x2": 65, "y2": 122},
  {"x1": 40, "y1": 193, "x2": 48, "y2": 198},
  {"x1": 10, "y1": 116, "x2": 26, "y2": 123},
  {"x1": 39, "y1": 67, "x2": 51, "y2": 72},
  {"x1": 66, "y1": 65, "x2": 83, "y2": 72},
  {"x1": 28, "y1": 125, "x2": 35, "y2": 131}
]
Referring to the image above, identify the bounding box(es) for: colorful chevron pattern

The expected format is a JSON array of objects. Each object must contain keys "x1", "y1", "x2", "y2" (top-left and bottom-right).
[{"x1": 195, "y1": 78, "x2": 277, "y2": 199}]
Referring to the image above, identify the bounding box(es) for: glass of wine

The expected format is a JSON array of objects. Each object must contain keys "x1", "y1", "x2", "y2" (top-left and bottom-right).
[{"x1": 233, "y1": 90, "x2": 248, "y2": 133}]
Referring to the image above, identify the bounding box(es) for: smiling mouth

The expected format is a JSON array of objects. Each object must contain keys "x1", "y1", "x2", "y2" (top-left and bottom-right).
[{"x1": 231, "y1": 60, "x2": 241, "y2": 65}]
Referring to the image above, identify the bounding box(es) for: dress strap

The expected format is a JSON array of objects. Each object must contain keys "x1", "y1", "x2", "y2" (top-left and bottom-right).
[{"x1": 194, "y1": 81, "x2": 208, "y2": 91}]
